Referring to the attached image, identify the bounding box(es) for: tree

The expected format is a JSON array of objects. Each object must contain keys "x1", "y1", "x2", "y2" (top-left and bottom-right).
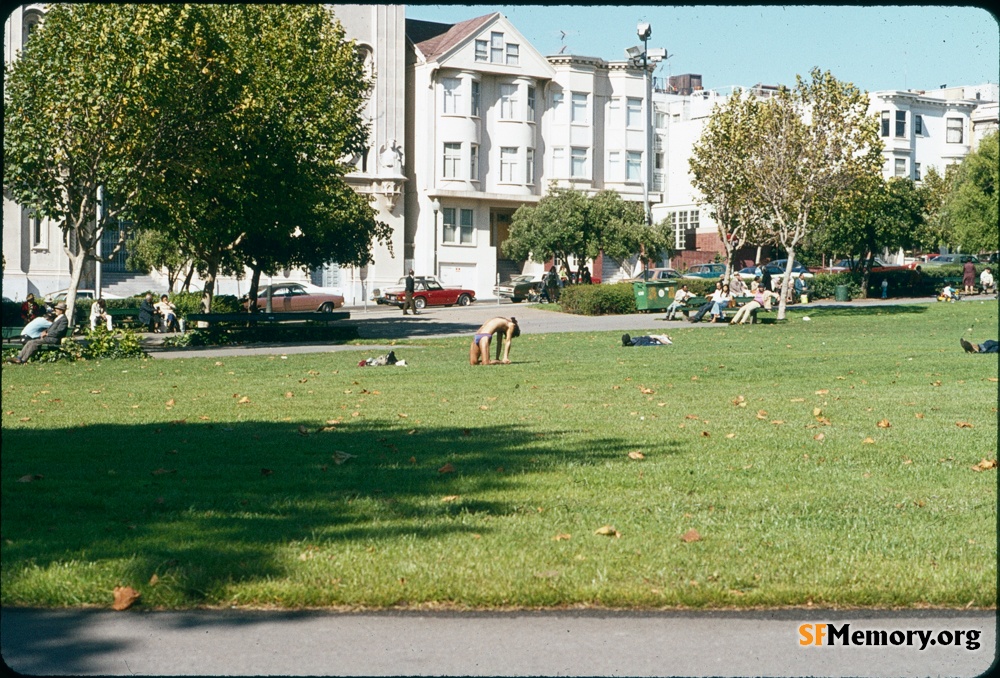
[
  {"x1": 503, "y1": 186, "x2": 648, "y2": 277},
  {"x1": 748, "y1": 69, "x2": 883, "y2": 318},
  {"x1": 944, "y1": 131, "x2": 998, "y2": 255},
  {"x1": 133, "y1": 5, "x2": 386, "y2": 313},
  {"x1": 3, "y1": 4, "x2": 222, "y2": 323},
  {"x1": 813, "y1": 176, "x2": 924, "y2": 295},
  {"x1": 914, "y1": 165, "x2": 956, "y2": 251},
  {"x1": 126, "y1": 229, "x2": 194, "y2": 293},
  {"x1": 689, "y1": 89, "x2": 770, "y2": 279}
]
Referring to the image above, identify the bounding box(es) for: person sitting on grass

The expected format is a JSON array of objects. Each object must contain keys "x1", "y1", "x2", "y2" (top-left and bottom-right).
[
  {"x1": 470, "y1": 317, "x2": 520, "y2": 365},
  {"x1": 960, "y1": 338, "x2": 998, "y2": 354},
  {"x1": 8, "y1": 302, "x2": 68, "y2": 364},
  {"x1": 621, "y1": 333, "x2": 672, "y2": 347}
]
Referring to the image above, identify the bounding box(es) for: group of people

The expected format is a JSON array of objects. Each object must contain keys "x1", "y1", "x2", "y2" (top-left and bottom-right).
[
  {"x1": 8, "y1": 301, "x2": 69, "y2": 364},
  {"x1": 664, "y1": 275, "x2": 786, "y2": 325},
  {"x1": 139, "y1": 293, "x2": 181, "y2": 332}
]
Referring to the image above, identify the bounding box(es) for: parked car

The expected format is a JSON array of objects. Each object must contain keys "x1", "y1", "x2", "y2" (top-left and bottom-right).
[
  {"x1": 374, "y1": 275, "x2": 444, "y2": 305},
  {"x1": 624, "y1": 268, "x2": 682, "y2": 283},
  {"x1": 920, "y1": 253, "x2": 980, "y2": 267},
  {"x1": 248, "y1": 283, "x2": 344, "y2": 312},
  {"x1": 682, "y1": 263, "x2": 727, "y2": 279},
  {"x1": 494, "y1": 275, "x2": 546, "y2": 303},
  {"x1": 381, "y1": 277, "x2": 476, "y2": 310},
  {"x1": 44, "y1": 289, "x2": 123, "y2": 303},
  {"x1": 737, "y1": 260, "x2": 814, "y2": 282},
  {"x1": 811, "y1": 258, "x2": 903, "y2": 274}
]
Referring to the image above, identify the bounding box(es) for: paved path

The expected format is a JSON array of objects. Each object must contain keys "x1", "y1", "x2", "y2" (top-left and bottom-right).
[
  {"x1": 143, "y1": 296, "x2": 963, "y2": 359},
  {"x1": 1, "y1": 607, "x2": 995, "y2": 676}
]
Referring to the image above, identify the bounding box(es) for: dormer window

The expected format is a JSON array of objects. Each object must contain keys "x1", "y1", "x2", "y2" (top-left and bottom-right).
[
  {"x1": 475, "y1": 40, "x2": 488, "y2": 62},
  {"x1": 479, "y1": 31, "x2": 520, "y2": 65},
  {"x1": 506, "y1": 43, "x2": 519, "y2": 66},
  {"x1": 491, "y1": 32, "x2": 504, "y2": 62}
]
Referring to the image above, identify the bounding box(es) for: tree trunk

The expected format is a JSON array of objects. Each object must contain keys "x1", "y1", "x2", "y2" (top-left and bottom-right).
[
  {"x1": 182, "y1": 263, "x2": 195, "y2": 293},
  {"x1": 64, "y1": 250, "x2": 89, "y2": 329},
  {"x1": 775, "y1": 247, "x2": 796, "y2": 321},
  {"x1": 248, "y1": 266, "x2": 262, "y2": 314},
  {"x1": 859, "y1": 251, "x2": 874, "y2": 298},
  {"x1": 200, "y1": 260, "x2": 217, "y2": 314}
]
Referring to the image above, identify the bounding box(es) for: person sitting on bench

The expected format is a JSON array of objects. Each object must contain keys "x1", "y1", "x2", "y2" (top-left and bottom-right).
[
  {"x1": 8, "y1": 302, "x2": 68, "y2": 364},
  {"x1": 20, "y1": 312, "x2": 54, "y2": 342}
]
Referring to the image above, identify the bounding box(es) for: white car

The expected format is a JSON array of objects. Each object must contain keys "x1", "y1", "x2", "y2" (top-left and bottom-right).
[{"x1": 44, "y1": 289, "x2": 123, "y2": 303}]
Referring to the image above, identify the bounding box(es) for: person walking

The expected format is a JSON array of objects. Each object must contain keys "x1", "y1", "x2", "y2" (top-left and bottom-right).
[
  {"x1": 402, "y1": 269, "x2": 418, "y2": 315},
  {"x1": 8, "y1": 302, "x2": 69, "y2": 364},
  {"x1": 545, "y1": 267, "x2": 560, "y2": 303}
]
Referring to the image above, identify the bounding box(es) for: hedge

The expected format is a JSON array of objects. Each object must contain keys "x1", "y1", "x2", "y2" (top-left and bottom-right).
[{"x1": 558, "y1": 283, "x2": 637, "y2": 315}]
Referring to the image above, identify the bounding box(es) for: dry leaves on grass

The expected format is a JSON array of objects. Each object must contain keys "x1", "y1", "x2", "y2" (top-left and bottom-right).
[
  {"x1": 972, "y1": 459, "x2": 997, "y2": 472},
  {"x1": 440, "y1": 495, "x2": 460, "y2": 502},
  {"x1": 877, "y1": 419, "x2": 891, "y2": 429},
  {"x1": 552, "y1": 533, "x2": 572, "y2": 541},
  {"x1": 862, "y1": 437, "x2": 876, "y2": 444},
  {"x1": 111, "y1": 586, "x2": 141, "y2": 611},
  {"x1": 438, "y1": 463, "x2": 456, "y2": 474},
  {"x1": 639, "y1": 386, "x2": 655, "y2": 394},
  {"x1": 594, "y1": 525, "x2": 621, "y2": 538},
  {"x1": 681, "y1": 529, "x2": 702, "y2": 543},
  {"x1": 756, "y1": 410, "x2": 767, "y2": 420},
  {"x1": 956, "y1": 421, "x2": 974, "y2": 429},
  {"x1": 628, "y1": 451, "x2": 645, "y2": 460},
  {"x1": 732, "y1": 395, "x2": 747, "y2": 407}
]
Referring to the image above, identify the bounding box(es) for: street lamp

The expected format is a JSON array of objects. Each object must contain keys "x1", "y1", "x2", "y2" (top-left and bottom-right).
[
  {"x1": 637, "y1": 22, "x2": 652, "y2": 230},
  {"x1": 430, "y1": 198, "x2": 441, "y2": 278}
]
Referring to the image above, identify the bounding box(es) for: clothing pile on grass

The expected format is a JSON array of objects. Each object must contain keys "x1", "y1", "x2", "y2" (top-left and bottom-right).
[{"x1": 358, "y1": 350, "x2": 407, "y2": 367}]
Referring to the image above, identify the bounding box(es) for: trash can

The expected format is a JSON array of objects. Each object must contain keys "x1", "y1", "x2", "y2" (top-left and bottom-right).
[
  {"x1": 633, "y1": 281, "x2": 675, "y2": 312},
  {"x1": 834, "y1": 285, "x2": 850, "y2": 302}
]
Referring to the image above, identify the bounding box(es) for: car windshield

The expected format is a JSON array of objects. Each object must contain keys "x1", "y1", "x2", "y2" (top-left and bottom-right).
[
  {"x1": 511, "y1": 275, "x2": 533, "y2": 282},
  {"x1": 426, "y1": 281, "x2": 443, "y2": 290}
]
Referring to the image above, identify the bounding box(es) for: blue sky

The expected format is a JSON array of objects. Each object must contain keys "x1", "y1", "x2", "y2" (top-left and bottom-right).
[{"x1": 406, "y1": 5, "x2": 999, "y2": 94}]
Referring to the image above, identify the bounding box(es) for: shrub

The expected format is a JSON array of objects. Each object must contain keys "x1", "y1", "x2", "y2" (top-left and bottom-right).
[
  {"x1": 81, "y1": 327, "x2": 147, "y2": 360},
  {"x1": 2, "y1": 298, "x2": 22, "y2": 326},
  {"x1": 809, "y1": 273, "x2": 863, "y2": 300},
  {"x1": 105, "y1": 292, "x2": 242, "y2": 314},
  {"x1": 559, "y1": 283, "x2": 636, "y2": 315}
]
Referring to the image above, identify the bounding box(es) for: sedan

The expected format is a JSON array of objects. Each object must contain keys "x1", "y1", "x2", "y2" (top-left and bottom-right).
[
  {"x1": 494, "y1": 275, "x2": 546, "y2": 303},
  {"x1": 737, "y1": 261, "x2": 814, "y2": 281},
  {"x1": 374, "y1": 276, "x2": 442, "y2": 305},
  {"x1": 624, "y1": 268, "x2": 682, "y2": 283},
  {"x1": 682, "y1": 263, "x2": 727, "y2": 279},
  {"x1": 249, "y1": 283, "x2": 344, "y2": 312},
  {"x1": 921, "y1": 253, "x2": 980, "y2": 267},
  {"x1": 811, "y1": 258, "x2": 902, "y2": 274},
  {"x1": 383, "y1": 278, "x2": 475, "y2": 310}
]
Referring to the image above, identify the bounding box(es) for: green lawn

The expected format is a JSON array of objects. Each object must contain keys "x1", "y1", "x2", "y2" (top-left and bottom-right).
[{"x1": 2, "y1": 301, "x2": 997, "y2": 610}]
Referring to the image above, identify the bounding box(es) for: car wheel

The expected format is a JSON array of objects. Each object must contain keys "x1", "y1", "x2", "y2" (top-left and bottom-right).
[
  {"x1": 511, "y1": 297, "x2": 523, "y2": 303},
  {"x1": 319, "y1": 302, "x2": 334, "y2": 313},
  {"x1": 414, "y1": 297, "x2": 426, "y2": 310},
  {"x1": 458, "y1": 294, "x2": 472, "y2": 306}
]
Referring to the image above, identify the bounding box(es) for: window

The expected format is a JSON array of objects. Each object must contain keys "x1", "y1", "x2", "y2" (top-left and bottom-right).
[
  {"x1": 442, "y1": 208, "x2": 475, "y2": 245},
  {"x1": 571, "y1": 93, "x2": 588, "y2": 124},
  {"x1": 571, "y1": 147, "x2": 588, "y2": 178},
  {"x1": 894, "y1": 158, "x2": 906, "y2": 177},
  {"x1": 29, "y1": 211, "x2": 46, "y2": 249},
  {"x1": 470, "y1": 144, "x2": 479, "y2": 182},
  {"x1": 552, "y1": 146, "x2": 565, "y2": 176},
  {"x1": 672, "y1": 212, "x2": 686, "y2": 250},
  {"x1": 442, "y1": 78, "x2": 461, "y2": 115},
  {"x1": 914, "y1": 114, "x2": 923, "y2": 135},
  {"x1": 527, "y1": 86, "x2": 536, "y2": 122},
  {"x1": 626, "y1": 97, "x2": 643, "y2": 127},
  {"x1": 914, "y1": 162, "x2": 921, "y2": 181},
  {"x1": 880, "y1": 111, "x2": 890, "y2": 137},
  {"x1": 626, "y1": 151, "x2": 642, "y2": 181},
  {"x1": 552, "y1": 92, "x2": 564, "y2": 121},
  {"x1": 490, "y1": 32, "x2": 504, "y2": 62},
  {"x1": 655, "y1": 110, "x2": 667, "y2": 128},
  {"x1": 654, "y1": 151, "x2": 664, "y2": 171},
  {"x1": 443, "y1": 143, "x2": 461, "y2": 179},
  {"x1": 946, "y1": 118, "x2": 963, "y2": 143},
  {"x1": 895, "y1": 111, "x2": 906, "y2": 137},
  {"x1": 506, "y1": 43, "x2": 519, "y2": 66},
  {"x1": 471, "y1": 80, "x2": 481, "y2": 117},
  {"x1": 475, "y1": 39, "x2": 488, "y2": 62},
  {"x1": 525, "y1": 148, "x2": 535, "y2": 184},
  {"x1": 608, "y1": 151, "x2": 621, "y2": 181},
  {"x1": 500, "y1": 83, "x2": 518, "y2": 119},
  {"x1": 500, "y1": 146, "x2": 518, "y2": 183}
]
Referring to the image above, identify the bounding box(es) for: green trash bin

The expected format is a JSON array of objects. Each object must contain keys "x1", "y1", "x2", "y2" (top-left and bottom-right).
[
  {"x1": 834, "y1": 284, "x2": 850, "y2": 302},
  {"x1": 632, "y1": 281, "x2": 675, "y2": 312}
]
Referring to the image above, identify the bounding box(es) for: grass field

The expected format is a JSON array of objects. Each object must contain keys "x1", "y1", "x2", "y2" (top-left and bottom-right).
[{"x1": 2, "y1": 301, "x2": 996, "y2": 610}]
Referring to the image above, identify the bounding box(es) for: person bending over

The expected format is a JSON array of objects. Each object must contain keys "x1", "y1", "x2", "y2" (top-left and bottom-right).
[
  {"x1": 960, "y1": 338, "x2": 998, "y2": 354},
  {"x1": 470, "y1": 317, "x2": 520, "y2": 365}
]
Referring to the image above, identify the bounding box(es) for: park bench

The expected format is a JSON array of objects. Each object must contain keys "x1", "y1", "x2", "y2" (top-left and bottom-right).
[{"x1": 2, "y1": 326, "x2": 25, "y2": 344}]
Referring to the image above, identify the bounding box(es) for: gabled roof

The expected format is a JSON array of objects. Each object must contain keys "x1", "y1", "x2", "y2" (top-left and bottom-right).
[{"x1": 407, "y1": 13, "x2": 499, "y2": 62}]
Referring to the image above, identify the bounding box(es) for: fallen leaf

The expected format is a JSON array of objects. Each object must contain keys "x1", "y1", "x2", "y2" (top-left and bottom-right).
[
  {"x1": 285, "y1": 392, "x2": 294, "y2": 398},
  {"x1": 862, "y1": 437, "x2": 875, "y2": 444},
  {"x1": 534, "y1": 570, "x2": 560, "y2": 579},
  {"x1": 148, "y1": 574, "x2": 159, "y2": 586},
  {"x1": 332, "y1": 451, "x2": 355, "y2": 465},
  {"x1": 594, "y1": 525, "x2": 620, "y2": 538},
  {"x1": 681, "y1": 529, "x2": 701, "y2": 543},
  {"x1": 789, "y1": 398, "x2": 805, "y2": 403},
  {"x1": 628, "y1": 451, "x2": 645, "y2": 460},
  {"x1": 552, "y1": 533, "x2": 572, "y2": 541},
  {"x1": 111, "y1": 586, "x2": 141, "y2": 611},
  {"x1": 351, "y1": 411, "x2": 360, "y2": 417},
  {"x1": 701, "y1": 431, "x2": 711, "y2": 437},
  {"x1": 479, "y1": 405, "x2": 489, "y2": 411},
  {"x1": 398, "y1": 412, "x2": 409, "y2": 418},
  {"x1": 237, "y1": 396, "x2": 250, "y2": 404},
  {"x1": 438, "y1": 463, "x2": 456, "y2": 474},
  {"x1": 725, "y1": 433, "x2": 736, "y2": 439},
  {"x1": 770, "y1": 420, "x2": 785, "y2": 425},
  {"x1": 90, "y1": 390, "x2": 102, "y2": 394},
  {"x1": 877, "y1": 419, "x2": 891, "y2": 428},
  {"x1": 988, "y1": 377, "x2": 999, "y2": 383},
  {"x1": 814, "y1": 433, "x2": 825, "y2": 441},
  {"x1": 17, "y1": 474, "x2": 43, "y2": 483},
  {"x1": 611, "y1": 385, "x2": 621, "y2": 390},
  {"x1": 815, "y1": 417, "x2": 832, "y2": 426},
  {"x1": 639, "y1": 386, "x2": 655, "y2": 394},
  {"x1": 931, "y1": 380, "x2": 942, "y2": 387},
  {"x1": 815, "y1": 389, "x2": 829, "y2": 395},
  {"x1": 812, "y1": 407, "x2": 823, "y2": 417},
  {"x1": 732, "y1": 395, "x2": 746, "y2": 406},
  {"x1": 685, "y1": 414, "x2": 699, "y2": 420},
  {"x1": 915, "y1": 413, "x2": 924, "y2": 419},
  {"x1": 956, "y1": 421, "x2": 974, "y2": 429},
  {"x1": 972, "y1": 459, "x2": 997, "y2": 472},
  {"x1": 408, "y1": 456, "x2": 417, "y2": 464},
  {"x1": 756, "y1": 410, "x2": 767, "y2": 420},
  {"x1": 165, "y1": 399, "x2": 175, "y2": 407},
  {"x1": 441, "y1": 495, "x2": 460, "y2": 502},
  {"x1": 690, "y1": 376, "x2": 698, "y2": 381}
]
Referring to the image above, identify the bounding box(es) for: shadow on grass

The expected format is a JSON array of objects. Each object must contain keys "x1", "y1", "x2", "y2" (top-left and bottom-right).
[
  {"x1": 345, "y1": 314, "x2": 483, "y2": 340},
  {"x1": 2, "y1": 420, "x2": 675, "y2": 606},
  {"x1": 792, "y1": 304, "x2": 929, "y2": 317}
]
